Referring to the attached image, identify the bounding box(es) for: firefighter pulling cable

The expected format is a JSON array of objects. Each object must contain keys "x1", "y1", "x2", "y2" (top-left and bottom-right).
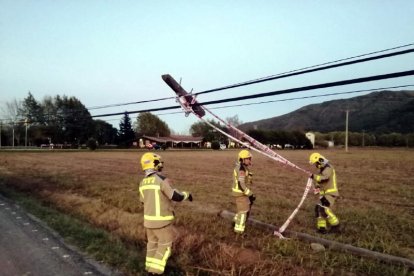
[
  {"x1": 309, "y1": 152, "x2": 340, "y2": 234},
  {"x1": 161, "y1": 74, "x2": 315, "y2": 238}
]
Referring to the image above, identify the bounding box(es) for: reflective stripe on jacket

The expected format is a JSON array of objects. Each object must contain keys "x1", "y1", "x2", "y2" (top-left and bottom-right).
[
  {"x1": 139, "y1": 173, "x2": 175, "y2": 228},
  {"x1": 314, "y1": 165, "x2": 339, "y2": 196},
  {"x1": 232, "y1": 163, "x2": 253, "y2": 197}
]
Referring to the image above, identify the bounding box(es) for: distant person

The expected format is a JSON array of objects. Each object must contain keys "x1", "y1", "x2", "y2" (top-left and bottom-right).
[
  {"x1": 232, "y1": 149, "x2": 255, "y2": 234},
  {"x1": 309, "y1": 153, "x2": 340, "y2": 234},
  {"x1": 139, "y1": 153, "x2": 193, "y2": 275}
]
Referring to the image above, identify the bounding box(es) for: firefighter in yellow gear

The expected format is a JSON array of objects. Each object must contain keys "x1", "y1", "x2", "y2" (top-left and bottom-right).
[
  {"x1": 309, "y1": 152, "x2": 340, "y2": 234},
  {"x1": 139, "y1": 153, "x2": 193, "y2": 275},
  {"x1": 232, "y1": 149, "x2": 255, "y2": 234}
]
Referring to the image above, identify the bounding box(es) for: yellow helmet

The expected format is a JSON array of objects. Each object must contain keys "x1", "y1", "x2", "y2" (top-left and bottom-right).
[
  {"x1": 309, "y1": 152, "x2": 325, "y2": 165},
  {"x1": 141, "y1": 153, "x2": 163, "y2": 171},
  {"x1": 238, "y1": 149, "x2": 252, "y2": 160}
]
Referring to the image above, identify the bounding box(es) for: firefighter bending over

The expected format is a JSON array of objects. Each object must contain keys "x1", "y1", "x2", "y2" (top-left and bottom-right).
[
  {"x1": 309, "y1": 152, "x2": 340, "y2": 234},
  {"x1": 232, "y1": 149, "x2": 255, "y2": 234},
  {"x1": 139, "y1": 153, "x2": 193, "y2": 275}
]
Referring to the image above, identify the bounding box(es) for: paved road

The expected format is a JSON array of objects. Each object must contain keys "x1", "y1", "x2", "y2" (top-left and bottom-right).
[{"x1": 0, "y1": 194, "x2": 120, "y2": 276}]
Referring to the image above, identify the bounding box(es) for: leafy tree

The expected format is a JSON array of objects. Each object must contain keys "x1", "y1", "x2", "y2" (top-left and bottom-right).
[
  {"x1": 39, "y1": 95, "x2": 94, "y2": 145},
  {"x1": 135, "y1": 112, "x2": 170, "y2": 137},
  {"x1": 19, "y1": 92, "x2": 45, "y2": 125},
  {"x1": 226, "y1": 115, "x2": 242, "y2": 127},
  {"x1": 58, "y1": 95, "x2": 94, "y2": 144},
  {"x1": 0, "y1": 99, "x2": 24, "y2": 146},
  {"x1": 93, "y1": 120, "x2": 118, "y2": 145},
  {"x1": 247, "y1": 129, "x2": 267, "y2": 144},
  {"x1": 119, "y1": 112, "x2": 136, "y2": 147},
  {"x1": 86, "y1": 138, "x2": 98, "y2": 150},
  {"x1": 190, "y1": 119, "x2": 226, "y2": 143}
]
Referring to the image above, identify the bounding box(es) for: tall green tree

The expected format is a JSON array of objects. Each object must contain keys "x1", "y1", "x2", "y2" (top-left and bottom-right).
[
  {"x1": 39, "y1": 95, "x2": 94, "y2": 145},
  {"x1": 135, "y1": 112, "x2": 170, "y2": 137},
  {"x1": 19, "y1": 92, "x2": 45, "y2": 125},
  {"x1": 190, "y1": 119, "x2": 226, "y2": 142},
  {"x1": 94, "y1": 120, "x2": 118, "y2": 145},
  {"x1": 119, "y1": 112, "x2": 136, "y2": 147},
  {"x1": 18, "y1": 92, "x2": 46, "y2": 146}
]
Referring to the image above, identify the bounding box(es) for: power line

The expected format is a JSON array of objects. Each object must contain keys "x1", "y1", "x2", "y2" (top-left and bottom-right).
[
  {"x1": 83, "y1": 43, "x2": 414, "y2": 111},
  {"x1": 150, "y1": 85, "x2": 414, "y2": 116},
  {"x1": 206, "y1": 85, "x2": 414, "y2": 110},
  {"x1": 3, "y1": 85, "x2": 413, "y2": 126},
  {"x1": 87, "y1": 96, "x2": 175, "y2": 110},
  {"x1": 200, "y1": 69, "x2": 414, "y2": 105},
  {"x1": 91, "y1": 69, "x2": 414, "y2": 118},
  {"x1": 196, "y1": 46, "x2": 414, "y2": 95}
]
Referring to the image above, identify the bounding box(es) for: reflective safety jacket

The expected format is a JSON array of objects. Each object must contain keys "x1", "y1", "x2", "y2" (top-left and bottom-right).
[
  {"x1": 232, "y1": 162, "x2": 253, "y2": 197},
  {"x1": 313, "y1": 164, "x2": 339, "y2": 197},
  {"x1": 139, "y1": 172, "x2": 176, "y2": 229}
]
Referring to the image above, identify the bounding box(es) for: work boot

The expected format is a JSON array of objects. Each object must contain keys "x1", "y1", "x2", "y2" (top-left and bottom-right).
[
  {"x1": 330, "y1": 224, "x2": 341, "y2": 233},
  {"x1": 235, "y1": 231, "x2": 247, "y2": 239},
  {"x1": 317, "y1": 227, "x2": 327, "y2": 234}
]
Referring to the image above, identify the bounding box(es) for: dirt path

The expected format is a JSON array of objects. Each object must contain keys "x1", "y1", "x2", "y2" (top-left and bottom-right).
[{"x1": 0, "y1": 194, "x2": 120, "y2": 276}]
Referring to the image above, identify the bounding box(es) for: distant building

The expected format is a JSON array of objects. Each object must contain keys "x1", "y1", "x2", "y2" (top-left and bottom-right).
[{"x1": 141, "y1": 135, "x2": 203, "y2": 149}]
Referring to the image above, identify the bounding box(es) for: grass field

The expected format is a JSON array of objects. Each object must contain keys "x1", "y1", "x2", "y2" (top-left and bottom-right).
[{"x1": 0, "y1": 148, "x2": 413, "y2": 275}]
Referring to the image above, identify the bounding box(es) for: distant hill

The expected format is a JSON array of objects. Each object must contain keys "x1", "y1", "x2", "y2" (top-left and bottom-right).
[{"x1": 239, "y1": 90, "x2": 414, "y2": 134}]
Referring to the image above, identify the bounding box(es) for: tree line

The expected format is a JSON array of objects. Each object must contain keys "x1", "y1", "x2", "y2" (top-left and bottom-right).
[
  {"x1": 0, "y1": 92, "x2": 170, "y2": 148},
  {"x1": 2, "y1": 92, "x2": 412, "y2": 149}
]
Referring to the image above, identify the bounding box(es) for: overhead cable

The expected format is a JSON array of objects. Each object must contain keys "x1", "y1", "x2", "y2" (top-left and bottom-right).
[
  {"x1": 197, "y1": 84, "x2": 414, "y2": 110},
  {"x1": 87, "y1": 96, "x2": 175, "y2": 110},
  {"x1": 5, "y1": 85, "x2": 413, "y2": 125},
  {"x1": 196, "y1": 47, "x2": 414, "y2": 95},
  {"x1": 85, "y1": 43, "x2": 414, "y2": 111},
  {"x1": 151, "y1": 84, "x2": 414, "y2": 116},
  {"x1": 91, "y1": 69, "x2": 414, "y2": 118}
]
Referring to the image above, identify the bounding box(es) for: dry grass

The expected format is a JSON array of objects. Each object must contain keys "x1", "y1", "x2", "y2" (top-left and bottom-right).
[{"x1": 0, "y1": 148, "x2": 413, "y2": 275}]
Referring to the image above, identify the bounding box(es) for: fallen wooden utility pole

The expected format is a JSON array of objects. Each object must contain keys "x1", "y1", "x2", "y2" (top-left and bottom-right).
[{"x1": 220, "y1": 210, "x2": 414, "y2": 269}]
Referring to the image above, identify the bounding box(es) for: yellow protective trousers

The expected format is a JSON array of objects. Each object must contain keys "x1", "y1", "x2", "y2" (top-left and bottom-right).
[
  {"x1": 234, "y1": 196, "x2": 251, "y2": 233},
  {"x1": 145, "y1": 224, "x2": 177, "y2": 274},
  {"x1": 317, "y1": 217, "x2": 327, "y2": 230},
  {"x1": 325, "y1": 207, "x2": 339, "y2": 226}
]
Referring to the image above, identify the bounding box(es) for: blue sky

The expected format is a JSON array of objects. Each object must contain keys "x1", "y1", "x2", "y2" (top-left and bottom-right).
[{"x1": 1, "y1": 1, "x2": 414, "y2": 134}]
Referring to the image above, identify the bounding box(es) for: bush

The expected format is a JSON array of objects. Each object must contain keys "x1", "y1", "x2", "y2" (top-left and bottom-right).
[{"x1": 87, "y1": 138, "x2": 98, "y2": 151}]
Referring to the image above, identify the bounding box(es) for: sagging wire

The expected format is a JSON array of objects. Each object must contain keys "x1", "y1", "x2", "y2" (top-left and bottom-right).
[{"x1": 166, "y1": 73, "x2": 314, "y2": 238}]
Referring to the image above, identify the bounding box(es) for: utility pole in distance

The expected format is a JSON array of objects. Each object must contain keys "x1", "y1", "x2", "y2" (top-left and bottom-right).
[
  {"x1": 343, "y1": 107, "x2": 357, "y2": 152},
  {"x1": 25, "y1": 118, "x2": 28, "y2": 147},
  {"x1": 345, "y1": 109, "x2": 349, "y2": 152},
  {"x1": 362, "y1": 129, "x2": 365, "y2": 147},
  {"x1": 345, "y1": 110, "x2": 349, "y2": 152}
]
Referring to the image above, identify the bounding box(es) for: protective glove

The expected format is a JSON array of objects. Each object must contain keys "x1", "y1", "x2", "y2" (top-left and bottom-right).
[
  {"x1": 183, "y1": 191, "x2": 193, "y2": 202},
  {"x1": 249, "y1": 194, "x2": 256, "y2": 204},
  {"x1": 248, "y1": 172, "x2": 253, "y2": 184}
]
